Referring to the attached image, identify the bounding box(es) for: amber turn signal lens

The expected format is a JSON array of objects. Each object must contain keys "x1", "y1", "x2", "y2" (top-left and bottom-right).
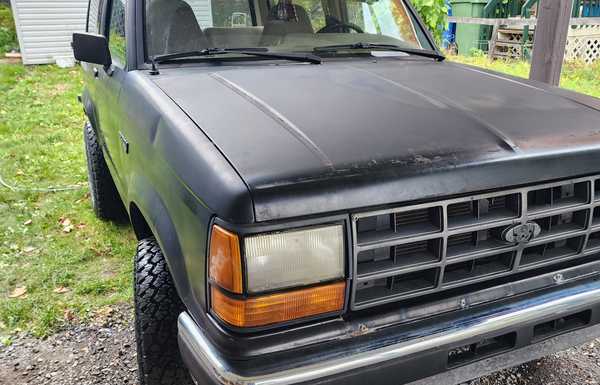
[
  {"x1": 211, "y1": 281, "x2": 345, "y2": 328},
  {"x1": 208, "y1": 225, "x2": 243, "y2": 294}
]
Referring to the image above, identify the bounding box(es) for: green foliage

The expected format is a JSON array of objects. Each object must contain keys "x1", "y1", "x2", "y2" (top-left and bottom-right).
[
  {"x1": 468, "y1": 48, "x2": 486, "y2": 58},
  {"x1": 410, "y1": 0, "x2": 448, "y2": 44},
  {"x1": 0, "y1": 4, "x2": 18, "y2": 55},
  {"x1": 0, "y1": 64, "x2": 135, "y2": 338},
  {"x1": 1, "y1": 335, "x2": 12, "y2": 346},
  {"x1": 559, "y1": 61, "x2": 600, "y2": 99}
]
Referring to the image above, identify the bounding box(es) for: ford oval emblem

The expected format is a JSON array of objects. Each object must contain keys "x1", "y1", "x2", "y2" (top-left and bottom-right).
[{"x1": 502, "y1": 222, "x2": 541, "y2": 243}]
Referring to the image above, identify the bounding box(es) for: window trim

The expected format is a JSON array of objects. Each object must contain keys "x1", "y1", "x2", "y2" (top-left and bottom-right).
[
  {"x1": 86, "y1": 0, "x2": 91, "y2": 32},
  {"x1": 402, "y1": 0, "x2": 439, "y2": 53}
]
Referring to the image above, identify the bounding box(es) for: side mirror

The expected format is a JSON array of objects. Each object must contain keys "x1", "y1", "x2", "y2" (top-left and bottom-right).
[{"x1": 72, "y1": 32, "x2": 112, "y2": 69}]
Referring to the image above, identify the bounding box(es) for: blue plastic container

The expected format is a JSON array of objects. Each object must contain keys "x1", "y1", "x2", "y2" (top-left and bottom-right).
[{"x1": 442, "y1": 0, "x2": 456, "y2": 48}]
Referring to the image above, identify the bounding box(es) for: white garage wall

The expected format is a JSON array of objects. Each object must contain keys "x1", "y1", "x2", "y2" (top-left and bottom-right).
[
  {"x1": 188, "y1": 0, "x2": 213, "y2": 28},
  {"x1": 10, "y1": 0, "x2": 88, "y2": 65}
]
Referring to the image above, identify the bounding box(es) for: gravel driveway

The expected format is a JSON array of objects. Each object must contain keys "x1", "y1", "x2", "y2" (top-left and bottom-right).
[
  {"x1": 2, "y1": 304, "x2": 600, "y2": 385},
  {"x1": 0, "y1": 304, "x2": 137, "y2": 385}
]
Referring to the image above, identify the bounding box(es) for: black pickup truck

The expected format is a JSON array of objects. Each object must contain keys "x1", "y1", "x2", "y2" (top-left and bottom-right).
[{"x1": 72, "y1": 0, "x2": 600, "y2": 384}]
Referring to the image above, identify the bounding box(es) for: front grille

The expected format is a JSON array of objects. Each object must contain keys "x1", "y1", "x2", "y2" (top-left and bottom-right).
[{"x1": 351, "y1": 176, "x2": 600, "y2": 310}]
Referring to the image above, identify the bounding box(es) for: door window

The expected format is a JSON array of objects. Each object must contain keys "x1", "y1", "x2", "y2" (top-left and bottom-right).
[{"x1": 108, "y1": 0, "x2": 127, "y2": 66}]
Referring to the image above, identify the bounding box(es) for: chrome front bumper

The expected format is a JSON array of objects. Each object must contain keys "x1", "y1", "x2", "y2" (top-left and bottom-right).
[{"x1": 178, "y1": 281, "x2": 600, "y2": 385}]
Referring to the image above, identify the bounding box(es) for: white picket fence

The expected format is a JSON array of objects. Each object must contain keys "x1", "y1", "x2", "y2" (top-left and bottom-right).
[{"x1": 566, "y1": 25, "x2": 600, "y2": 63}]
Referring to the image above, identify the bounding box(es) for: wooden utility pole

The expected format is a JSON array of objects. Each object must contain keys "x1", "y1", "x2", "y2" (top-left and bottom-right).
[{"x1": 529, "y1": 0, "x2": 573, "y2": 86}]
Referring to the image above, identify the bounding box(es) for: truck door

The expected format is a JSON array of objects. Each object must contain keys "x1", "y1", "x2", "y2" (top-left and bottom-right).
[{"x1": 93, "y1": 0, "x2": 128, "y2": 191}]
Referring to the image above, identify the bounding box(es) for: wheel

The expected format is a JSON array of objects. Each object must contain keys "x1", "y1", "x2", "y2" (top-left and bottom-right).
[
  {"x1": 83, "y1": 121, "x2": 127, "y2": 221},
  {"x1": 134, "y1": 237, "x2": 193, "y2": 385}
]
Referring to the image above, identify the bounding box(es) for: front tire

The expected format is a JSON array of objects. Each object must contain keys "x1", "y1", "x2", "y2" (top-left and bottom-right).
[
  {"x1": 134, "y1": 238, "x2": 193, "y2": 385},
  {"x1": 83, "y1": 121, "x2": 127, "y2": 221}
]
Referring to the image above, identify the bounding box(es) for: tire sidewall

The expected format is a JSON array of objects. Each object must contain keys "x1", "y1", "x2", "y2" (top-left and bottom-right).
[
  {"x1": 134, "y1": 238, "x2": 192, "y2": 385},
  {"x1": 83, "y1": 124, "x2": 98, "y2": 210}
]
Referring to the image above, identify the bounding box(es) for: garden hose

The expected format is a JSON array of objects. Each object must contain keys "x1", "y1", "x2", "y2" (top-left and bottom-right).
[{"x1": 0, "y1": 172, "x2": 85, "y2": 193}]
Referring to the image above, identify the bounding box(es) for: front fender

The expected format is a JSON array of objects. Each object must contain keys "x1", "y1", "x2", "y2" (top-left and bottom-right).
[
  {"x1": 116, "y1": 70, "x2": 254, "y2": 330},
  {"x1": 127, "y1": 172, "x2": 207, "y2": 321},
  {"x1": 81, "y1": 88, "x2": 99, "y2": 132}
]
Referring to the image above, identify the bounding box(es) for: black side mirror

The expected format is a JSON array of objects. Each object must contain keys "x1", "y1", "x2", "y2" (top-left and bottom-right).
[{"x1": 72, "y1": 32, "x2": 112, "y2": 69}]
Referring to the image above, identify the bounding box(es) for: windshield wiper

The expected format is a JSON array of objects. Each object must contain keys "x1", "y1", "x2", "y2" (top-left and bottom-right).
[
  {"x1": 151, "y1": 47, "x2": 322, "y2": 69},
  {"x1": 314, "y1": 43, "x2": 445, "y2": 61}
]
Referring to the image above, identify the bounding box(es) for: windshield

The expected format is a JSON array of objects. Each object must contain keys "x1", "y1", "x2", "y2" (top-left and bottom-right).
[{"x1": 145, "y1": 0, "x2": 435, "y2": 59}]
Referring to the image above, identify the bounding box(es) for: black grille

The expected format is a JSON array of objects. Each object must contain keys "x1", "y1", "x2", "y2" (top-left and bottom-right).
[
  {"x1": 527, "y1": 181, "x2": 588, "y2": 213},
  {"x1": 443, "y1": 253, "x2": 514, "y2": 285},
  {"x1": 447, "y1": 194, "x2": 519, "y2": 228},
  {"x1": 447, "y1": 226, "x2": 509, "y2": 259},
  {"x1": 356, "y1": 239, "x2": 442, "y2": 276},
  {"x1": 521, "y1": 236, "x2": 585, "y2": 267},
  {"x1": 352, "y1": 176, "x2": 598, "y2": 310}
]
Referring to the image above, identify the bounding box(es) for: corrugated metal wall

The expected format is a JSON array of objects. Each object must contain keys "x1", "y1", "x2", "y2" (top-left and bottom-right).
[{"x1": 10, "y1": 0, "x2": 88, "y2": 65}]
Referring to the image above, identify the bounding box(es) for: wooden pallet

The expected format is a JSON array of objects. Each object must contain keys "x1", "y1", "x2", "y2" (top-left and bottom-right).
[{"x1": 489, "y1": 27, "x2": 535, "y2": 59}]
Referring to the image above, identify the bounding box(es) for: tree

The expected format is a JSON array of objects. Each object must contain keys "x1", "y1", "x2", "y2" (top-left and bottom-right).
[{"x1": 410, "y1": 0, "x2": 448, "y2": 43}]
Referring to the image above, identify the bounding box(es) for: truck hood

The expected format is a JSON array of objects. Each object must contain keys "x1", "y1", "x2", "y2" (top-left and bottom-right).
[{"x1": 152, "y1": 58, "x2": 600, "y2": 221}]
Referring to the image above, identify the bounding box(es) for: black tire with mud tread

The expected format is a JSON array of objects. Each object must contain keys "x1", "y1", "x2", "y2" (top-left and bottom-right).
[
  {"x1": 134, "y1": 238, "x2": 194, "y2": 385},
  {"x1": 83, "y1": 121, "x2": 127, "y2": 221}
]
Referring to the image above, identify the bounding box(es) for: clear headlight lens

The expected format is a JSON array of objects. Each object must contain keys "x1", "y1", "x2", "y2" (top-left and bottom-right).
[{"x1": 244, "y1": 225, "x2": 345, "y2": 293}]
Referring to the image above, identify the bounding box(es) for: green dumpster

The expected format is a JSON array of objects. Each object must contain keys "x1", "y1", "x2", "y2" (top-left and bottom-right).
[{"x1": 450, "y1": 0, "x2": 487, "y2": 55}]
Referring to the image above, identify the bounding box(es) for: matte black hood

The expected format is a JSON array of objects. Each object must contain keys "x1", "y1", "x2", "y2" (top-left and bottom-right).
[{"x1": 152, "y1": 58, "x2": 600, "y2": 221}]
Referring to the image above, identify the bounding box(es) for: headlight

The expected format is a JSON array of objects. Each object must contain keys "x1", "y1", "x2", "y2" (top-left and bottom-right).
[
  {"x1": 244, "y1": 225, "x2": 345, "y2": 293},
  {"x1": 208, "y1": 224, "x2": 346, "y2": 328}
]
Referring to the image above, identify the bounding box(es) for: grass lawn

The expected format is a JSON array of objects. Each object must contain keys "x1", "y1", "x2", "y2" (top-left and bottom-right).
[
  {"x1": 0, "y1": 3, "x2": 18, "y2": 56},
  {"x1": 448, "y1": 55, "x2": 600, "y2": 99},
  {"x1": 0, "y1": 64, "x2": 135, "y2": 341},
  {"x1": 0, "y1": 54, "x2": 598, "y2": 342}
]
